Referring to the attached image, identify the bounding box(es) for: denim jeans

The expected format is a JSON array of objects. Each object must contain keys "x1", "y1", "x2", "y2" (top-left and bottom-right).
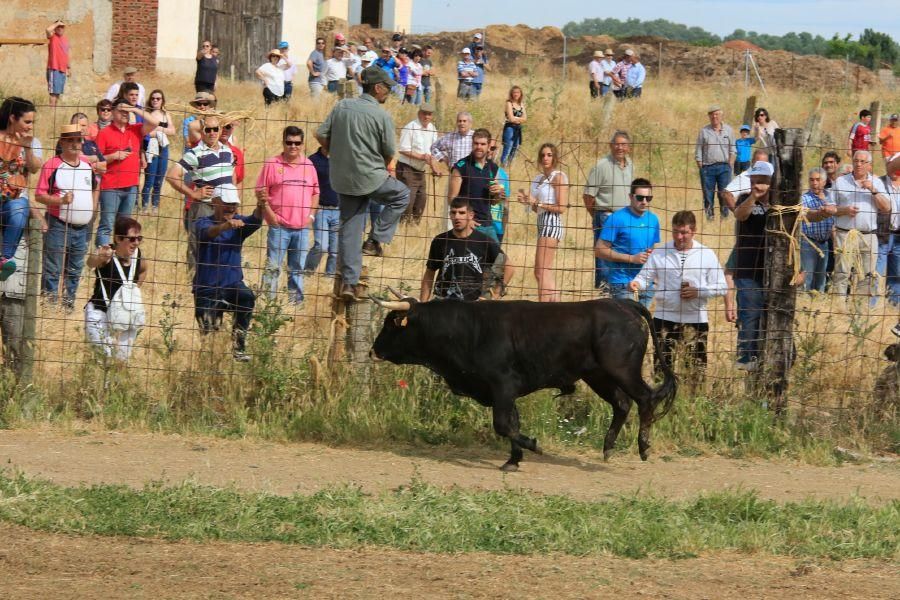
[
  {"x1": 338, "y1": 177, "x2": 409, "y2": 285},
  {"x1": 96, "y1": 186, "x2": 137, "y2": 247},
  {"x1": 421, "y1": 82, "x2": 432, "y2": 103},
  {"x1": 41, "y1": 215, "x2": 91, "y2": 302},
  {"x1": 735, "y1": 278, "x2": 765, "y2": 363},
  {"x1": 700, "y1": 162, "x2": 732, "y2": 218},
  {"x1": 263, "y1": 226, "x2": 310, "y2": 302},
  {"x1": 500, "y1": 124, "x2": 522, "y2": 166},
  {"x1": 141, "y1": 146, "x2": 169, "y2": 209},
  {"x1": 457, "y1": 81, "x2": 475, "y2": 99},
  {"x1": 283, "y1": 80, "x2": 293, "y2": 100},
  {"x1": 0, "y1": 196, "x2": 29, "y2": 260},
  {"x1": 194, "y1": 283, "x2": 256, "y2": 352},
  {"x1": 876, "y1": 232, "x2": 900, "y2": 306},
  {"x1": 593, "y1": 211, "x2": 612, "y2": 287},
  {"x1": 609, "y1": 282, "x2": 654, "y2": 308},
  {"x1": 305, "y1": 206, "x2": 340, "y2": 275},
  {"x1": 800, "y1": 237, "x2": 829, "y2": 293}
]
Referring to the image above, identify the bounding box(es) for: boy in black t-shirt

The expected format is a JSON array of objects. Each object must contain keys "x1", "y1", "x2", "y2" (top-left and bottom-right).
[{"x1": 421, "y1": 197, "x2": 511, "y2": 301}]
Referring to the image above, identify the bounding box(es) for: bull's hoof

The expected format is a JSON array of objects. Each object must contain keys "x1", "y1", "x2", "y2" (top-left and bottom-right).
[
  {"x1": 532, "y1": 440, "x2": 543, "y2": 455},
  {"x1": 639, "y1": 451, "x2": 649, "y2": 461},
  {"x1": 603, "y1": 449, "x2": 613, "y2": 461},
  {"x1": 500, "y1": 462, "x2": 519, "y2": 472}
]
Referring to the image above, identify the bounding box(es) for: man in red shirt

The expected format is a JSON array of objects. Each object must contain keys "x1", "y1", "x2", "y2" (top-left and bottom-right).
[
  {"x1": 94, "y1": 102, "x2": 159, "y2": 247},
  {"x1": 45, "y1": 20, "x2": 69, "y2": 109},
  {"x1": 848, "y1": 109, "x2": 873, "y2": 157}
]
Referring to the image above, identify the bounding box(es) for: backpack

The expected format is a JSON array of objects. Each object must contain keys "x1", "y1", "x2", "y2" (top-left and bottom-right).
[{"x1": 99, "y1": 249, "x2": 145, "y2": 332}]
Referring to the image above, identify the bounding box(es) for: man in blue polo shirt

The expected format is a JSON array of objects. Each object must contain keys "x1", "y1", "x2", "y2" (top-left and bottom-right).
[
  {"x1": 304, "y1": 146, "x2": 339, "y2": 275},
  {"x1": 594, "y1": 177, "x2": 660, "y2": 307},
  {"x1": 194, "y1": 183, "x2": 266, "y2": 361},
  {"x1": 448, "y1": 128, "x2": 505, "y2": 242}
]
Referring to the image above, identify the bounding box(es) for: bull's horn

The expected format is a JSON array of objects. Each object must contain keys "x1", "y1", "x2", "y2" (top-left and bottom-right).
[
  {"x1": 372, "y1": 296, "x2": 411, "y2": 312},
  {"x1": 387, "y1": 286, "x2": 404, "y2": 300}
]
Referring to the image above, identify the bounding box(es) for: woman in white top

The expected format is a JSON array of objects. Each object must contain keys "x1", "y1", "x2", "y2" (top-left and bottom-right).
[
  {"x1": 256, "y1": 49, "x2": 286, "y2": 105},
  {"x1": 141, "y1": 89, "x2": 175, "y2": 214},
  {"x1": 751, "y1": 107, "x2": 779, "y2": 156},
  {"x1": 516, "y1": 143, "x2": 568, "y2": 302}
]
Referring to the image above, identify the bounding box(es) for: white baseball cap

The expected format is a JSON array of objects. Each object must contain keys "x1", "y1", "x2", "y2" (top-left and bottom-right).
[
  {"x1": 461, "y1": 48, "x2": 472, "y2": 54},
  {"x1": 747, "y1": 161, "x2": 774, "y2": 178},
  {"x1": 213, "y1": 183, "x2": 240, "y2": 204}
]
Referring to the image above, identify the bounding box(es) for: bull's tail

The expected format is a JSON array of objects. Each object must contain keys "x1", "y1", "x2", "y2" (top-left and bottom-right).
[{"x1": 632, "y1": 301, "x2": 677, "y2": 423}]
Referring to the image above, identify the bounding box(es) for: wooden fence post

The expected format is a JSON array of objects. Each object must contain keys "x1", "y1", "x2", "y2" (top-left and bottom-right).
[
  {"x1": 742, "y1": 95, "x2": 757, "y2": 130},
  {"x1": 802, "y1": 98, "x2": 823, "y2": 149},
  {"x1": 19, "y1": 217, "x2": 42, "y2": 384},
  {"x1": 761, "y1": 127, "x2": 804, "y2": 414},
  {"x1": 870, "y1": 100, "x2": 882, "y2": 141}
]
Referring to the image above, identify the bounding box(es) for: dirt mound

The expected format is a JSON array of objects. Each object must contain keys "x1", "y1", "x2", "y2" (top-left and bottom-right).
[
  {"x1": 342, "y1": 21, "x2": 881, "y2": 91},
  {"x1": 723, "y1": 39, "x2": 764, "y2": 52}
]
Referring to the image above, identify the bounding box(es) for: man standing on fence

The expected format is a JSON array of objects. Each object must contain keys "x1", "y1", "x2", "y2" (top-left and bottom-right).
[
  {"x1": 732, "y1": 161, "x2": 774, "y2": 371},
  {"x1": 398, "y1": 103, "x2": 439, "y2": 225},
  {"x1": 45, "y1": 20, "x2": 69, "y2": 109},
  {"x1": 696, "y1": 105, "x2": 736, "y2": 221},
  {"x1": 194, "y1": 184, "x2": 266, "y2": 362},
  {"x1": 256, "y1": 126, "x2": 319, "y2": 305},
  {"x1": 594, "y1": 177, "x2": 660, "y2": 308},
  {"x1": 583, "y1": 130, "x2": 634, "y2": 291},
  {"x1": 827, "y1": 150, "x2": 890, "y2": 301},
  {"x1": 315, "y1": 66, "x2": 410, "y2": 302}
]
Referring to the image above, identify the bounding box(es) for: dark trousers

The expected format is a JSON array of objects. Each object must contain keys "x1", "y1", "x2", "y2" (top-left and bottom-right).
[
  {"x1": 397, "y1": 162, "x2": 426, "y2": 222},
  {"x1": 652, "y1": 318, "x2": 709, "y2": 370},
  {"x1": 194, "y1": 283, "x2": 256, "y2": 351}
]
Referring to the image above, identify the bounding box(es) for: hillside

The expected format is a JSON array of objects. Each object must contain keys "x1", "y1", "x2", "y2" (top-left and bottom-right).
[{"x1": 323, "y1": 21, "x2": 881, "y2": 91}]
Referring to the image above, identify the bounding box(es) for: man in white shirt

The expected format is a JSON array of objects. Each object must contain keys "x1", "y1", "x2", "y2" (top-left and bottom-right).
[
  {"x1": 324, "y1": 47, "x2": 348, "y2": 94},
  {"x1": 629, "y1": 209, "x2": 726, "y2": 375},
  {"x1": 589, "y1": 49, "x2": 615, "y2": 98},
  {"x1": 827, "y1": 150, "x2": 891, "y2": 299},
  {"x1": 722, "y1": 148, "x2": 770, "y2": 209},
  {"x1": 397, "y1": 103, "x2": 439, "y2": 225},
  {"x1": 104, "y1": 66, "x2": 146, "y2": 106}
]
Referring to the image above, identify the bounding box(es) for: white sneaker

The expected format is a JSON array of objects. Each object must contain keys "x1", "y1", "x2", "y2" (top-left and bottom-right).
[{"x1": 735, "y1": 357, "x2": 759, "y2": 372}]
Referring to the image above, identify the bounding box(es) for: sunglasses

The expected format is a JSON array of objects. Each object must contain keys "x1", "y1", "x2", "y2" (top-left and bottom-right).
[
  {"x1": 284, "y1": 140, "x2": 303, "y2": 146},
  {"x1": 118, "y1": 235, "x2": 144, "y2": 243},
  {"x1": 150, "y1": 97, "x2": 162, "y2": 101},
  {"x1": 634, "y1": 194, "x2": 653, "y2": 202},
  {"x1": 204, "y1": 127, "x2": 220, "y2": 133},
  {"x1": 98, "y1": 107, "x2": 112, "y2": 112},
  {"x1": 224, "y1": 124, "x2": 233, "y2": 130}
]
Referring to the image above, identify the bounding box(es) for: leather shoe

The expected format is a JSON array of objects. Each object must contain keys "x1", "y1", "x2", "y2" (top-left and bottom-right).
[
  {"x1": 340, "y1": 283, "x2": 358, "y2": 301},
  {"x1": 362, "y1": 238, "x2": 383, "y2": 257}
]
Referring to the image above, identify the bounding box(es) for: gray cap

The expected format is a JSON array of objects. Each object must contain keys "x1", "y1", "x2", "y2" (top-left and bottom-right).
[
  {"x1": 419, "y1": 102, "x2": 435, "y2": 113},
  {"x1": 708, "y1": 104, "x2": 722, "y2": 113},
  {"x1": 123, "y1": 66, "x2": 138, "y2": 75},
  {"x1": 360, "y1": 65, "x2": 394, "y2": 87}
]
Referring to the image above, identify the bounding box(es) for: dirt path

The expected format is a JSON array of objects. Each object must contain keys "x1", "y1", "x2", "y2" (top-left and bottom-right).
[
  {"x1": 1, "y1": 428, "x2": 897, "y2": 503},
  {"x1": 1, "y1": 522, "x2": 896, "y2": 599}
]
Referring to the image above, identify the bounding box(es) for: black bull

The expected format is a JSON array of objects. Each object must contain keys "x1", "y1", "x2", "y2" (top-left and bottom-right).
[{"x1": 370, "y1": 297, "x2": 677, "y2": 471}]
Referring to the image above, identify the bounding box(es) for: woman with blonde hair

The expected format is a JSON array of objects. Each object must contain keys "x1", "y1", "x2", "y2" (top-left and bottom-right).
[
  {"x1": 516, "y1": 143, "x2": 567, "y2": 302},
  {"x1": 500, "y1": 85, "x2": 526, "y2": 167}
]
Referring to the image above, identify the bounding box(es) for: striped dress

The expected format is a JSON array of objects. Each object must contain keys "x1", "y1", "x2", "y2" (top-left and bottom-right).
[{"x1": 531, "y1": 170, "x2": 566, "y2": 240}]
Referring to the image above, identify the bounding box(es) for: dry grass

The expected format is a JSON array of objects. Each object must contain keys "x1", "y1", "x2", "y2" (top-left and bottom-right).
[{"x1": 2, "y1": 61, "x2": 899, "y2": 427}]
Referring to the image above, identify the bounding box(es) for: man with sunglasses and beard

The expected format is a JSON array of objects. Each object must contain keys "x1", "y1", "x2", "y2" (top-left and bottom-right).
[
  {"x1": 594, "y1": 177, "x2": 660, "y2": 308},
  {"x1": 165, "y1": 114, "x2": 234, "y2": 273}
]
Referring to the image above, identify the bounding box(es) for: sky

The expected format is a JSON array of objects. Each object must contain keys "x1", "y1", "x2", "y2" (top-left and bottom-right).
[{"x1": 410, "y1": 0, "x2": 900, "y2": 39}]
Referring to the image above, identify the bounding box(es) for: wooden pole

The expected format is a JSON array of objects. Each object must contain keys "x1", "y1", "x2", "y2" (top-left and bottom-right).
[
  {"x1": 742, "y1": 95, "x2": 757, "y2": 129},
  {"x1": 658, "y1": 42, "x2": 663, "y2": 80},
  {"x1": 802, "y1": 98, "x2": 823, "y2": 149},
  {"x1": 870, "y1": 100, "x2": 882, "y2": 141},
  {"x1": 19, "y1": 218, "x2": 42, "y2": 384},
  {"x1": 761, "y1": 127, "x2": 804, "y2": 414}
]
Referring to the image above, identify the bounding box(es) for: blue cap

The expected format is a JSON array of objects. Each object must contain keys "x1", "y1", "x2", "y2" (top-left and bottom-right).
[
  {"x1": 278, "y1": 41, "x2": 289, "y2": 49},
  {"x1": 740, "y1": 124, "x2": 751, "y2": 131}
]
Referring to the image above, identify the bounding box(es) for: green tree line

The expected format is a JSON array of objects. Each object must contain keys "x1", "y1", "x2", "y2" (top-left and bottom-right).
[{"x1": 562, "y1": 18, "x2": 899, "y2": 72}]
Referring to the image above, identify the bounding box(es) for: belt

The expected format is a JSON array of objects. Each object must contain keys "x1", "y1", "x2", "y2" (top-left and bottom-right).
[
  {"x1": 48, "y1": 212, "x2": 90, "y2": 230},
  {"x1": 836, "y1": 227, "x2": 874, "y2": 234}
]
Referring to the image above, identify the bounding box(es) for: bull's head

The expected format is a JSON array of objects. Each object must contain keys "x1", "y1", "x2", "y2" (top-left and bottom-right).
[{"x1": 370, "y1": 287, "x2": 421, "y2": 364}]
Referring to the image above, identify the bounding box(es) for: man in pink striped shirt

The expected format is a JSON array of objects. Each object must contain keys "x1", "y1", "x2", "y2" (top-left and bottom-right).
[{"x1": 256, "y1": 126, "x2": 320, "y2": 304}]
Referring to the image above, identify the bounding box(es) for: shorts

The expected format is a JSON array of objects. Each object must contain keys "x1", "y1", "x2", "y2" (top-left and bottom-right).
[
  {"x1": 47, "y1": 69, "x2": 66, "y2": 95},
  {"x1": 537, "y1": 211, "x2": 563, "y2": 240}
]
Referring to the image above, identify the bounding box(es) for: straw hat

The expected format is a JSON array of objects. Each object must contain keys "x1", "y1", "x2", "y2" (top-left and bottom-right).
[
  {"x1": 268, "y1": 49, "x2": 283, "y2": 59},
  {"x1": 58, "y1": 124, "x2": 83, "y2": 139}
]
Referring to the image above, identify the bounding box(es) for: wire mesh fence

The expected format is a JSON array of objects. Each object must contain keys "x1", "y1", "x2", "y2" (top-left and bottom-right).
[{"x1": 3, "y1": 98, "x2": 898, "y2": 417}]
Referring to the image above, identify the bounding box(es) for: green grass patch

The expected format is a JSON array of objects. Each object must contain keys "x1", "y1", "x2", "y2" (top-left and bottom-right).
[{"x1": 1, "y1": 471, "x2": 896, "y2": 560}]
